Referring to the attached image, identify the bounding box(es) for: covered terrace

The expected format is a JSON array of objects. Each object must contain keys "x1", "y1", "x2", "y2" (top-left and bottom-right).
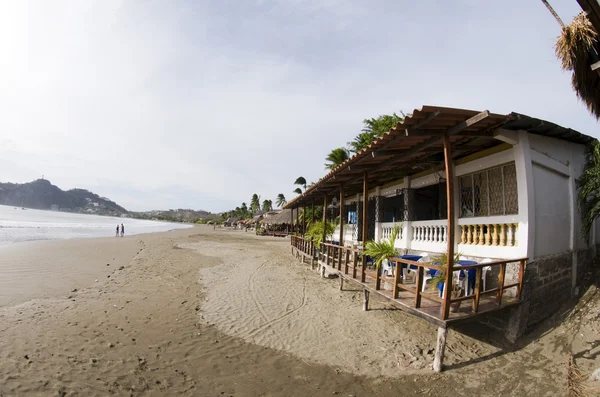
[{"x1": 284, "y1": 105, "x2": 538, "y2": 371}]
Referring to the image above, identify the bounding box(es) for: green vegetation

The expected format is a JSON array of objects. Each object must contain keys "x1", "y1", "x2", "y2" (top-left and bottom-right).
[
  {"x1": 429, "y1": 251, "x2": 462, "y2": 292},
  {"x1": 276, "y1": 193, "x2": 286, "y2": 208},
  {"x1": 325, "y1": 147, "x2": 350, "y2": 170},
  {"x1": 362, "y1": 225, "x2": 401, "y2": 272},
  {"x1": 304, "y1": 219, "x2": 338, "y2": 246},
  {"x1": 347, "y1": 112, "x2": 406, "y2": 154},
  {"x1": 577, "y1": 139, "x2": 600, "y2": 240},
  {"x1": 262, "y1": 199, "x2": 273, "y2": 212}
]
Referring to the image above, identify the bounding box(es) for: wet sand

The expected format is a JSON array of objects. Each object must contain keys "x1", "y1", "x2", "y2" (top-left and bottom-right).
[{"x1": 0, "y1": 226, "x2": 598, "y2": 396}]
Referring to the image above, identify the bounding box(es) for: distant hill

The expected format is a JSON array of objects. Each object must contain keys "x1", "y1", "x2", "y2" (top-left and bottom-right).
[
  {"x1": 0, "y1": 179, "x2": 127, "y2": 215},
  {"x1": 129, "y1": 208, "x2": 218, "y2": 223}
]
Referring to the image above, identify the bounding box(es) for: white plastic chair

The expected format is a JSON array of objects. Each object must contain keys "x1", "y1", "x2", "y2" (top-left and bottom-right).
[
  {"x1": 381, "y1": 258, "x2": 393, "y2": 277},
  {"x1": 417, "y1": 253, "x2": 433, "y2": 291},
  {"x1": 481, "y1": 258, "x2": 493, "y2": 291}
]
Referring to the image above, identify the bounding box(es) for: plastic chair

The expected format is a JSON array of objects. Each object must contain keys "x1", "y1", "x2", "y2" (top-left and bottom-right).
[
  {"x1": 381, "y1": 258, "x2": 393, "y2": 277},
  {"x1": 481, "y1": 258, "x2": 493, "y2": 291}
]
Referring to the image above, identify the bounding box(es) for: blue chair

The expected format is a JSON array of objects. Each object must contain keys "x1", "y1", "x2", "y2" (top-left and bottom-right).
[{"x1": 457, "y1": 259, "x2": 478, "y2": 294}]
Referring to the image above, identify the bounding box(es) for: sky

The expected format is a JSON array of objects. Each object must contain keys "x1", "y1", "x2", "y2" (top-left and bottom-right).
[{"x1": 0, "y1": 0, "x2": 597, "y2": 213}]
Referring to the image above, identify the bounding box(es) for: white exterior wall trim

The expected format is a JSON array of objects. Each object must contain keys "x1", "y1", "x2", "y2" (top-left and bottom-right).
[
  {"x1": 513, "y1": 131, "x2": 535, "y2": 259},
  {"x1": 531, "y1": 149, "x2": 570, "y2": 177}
]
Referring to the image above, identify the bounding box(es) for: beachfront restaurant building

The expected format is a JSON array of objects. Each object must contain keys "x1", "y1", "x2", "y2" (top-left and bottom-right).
[{"x1": 285, "y1": 105, "x2": 597, "y2": 371}]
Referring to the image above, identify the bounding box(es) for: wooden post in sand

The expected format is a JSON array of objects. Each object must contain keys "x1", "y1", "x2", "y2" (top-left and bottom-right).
[
  {"x1": 340, "y1": 277, "x2": 344, "y2": 290},
  {"x1": 363, "y1": 289, "x2": 370, "y2": 311},
  {"x1": 433, "y1": 326, "x2": 448, "y2": 372}
]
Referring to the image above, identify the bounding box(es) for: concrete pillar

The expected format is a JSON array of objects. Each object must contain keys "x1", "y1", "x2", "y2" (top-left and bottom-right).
[
  {"x1": 403, "y1": 177, "x2": 414, "y2": 251},
  {"x1": 513, "y1": 131, "x2": 535, "y2": 259},
  {"x1": 374, "y1": 186, "x2": 383, "y2": 242}
]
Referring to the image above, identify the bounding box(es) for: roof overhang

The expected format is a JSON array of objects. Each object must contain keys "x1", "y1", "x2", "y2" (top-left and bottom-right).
[{"x1": 284, "y1": 105, "x2": 593, "y2": 209}]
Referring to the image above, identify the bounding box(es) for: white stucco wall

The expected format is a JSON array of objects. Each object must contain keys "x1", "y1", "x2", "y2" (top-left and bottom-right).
[
  {"x1": 532, "y1": 163, "x2": 570, "y2": 257},
  {"x1": 528, "y1": 133, "x2": 587, "y2": 253}
]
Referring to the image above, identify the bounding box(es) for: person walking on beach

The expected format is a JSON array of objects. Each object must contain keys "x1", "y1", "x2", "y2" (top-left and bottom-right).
[
  {"x1": 116, "y1": 225, "x2": 119, "y2": 237},
  {"x1": 120, "y1": 224, "x2": 125, "y2": 237}
]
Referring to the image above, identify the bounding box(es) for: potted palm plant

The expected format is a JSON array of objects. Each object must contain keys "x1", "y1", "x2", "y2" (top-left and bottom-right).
[
  {"x1": 304, "y1": 219, "x2": 338, "y2": 259},
  {"x1": 363, "y1": 225, "x2": 402, "y2": 290},
  {"x1": 429, "y1": 251, "x2": 464, "y2": 312}
]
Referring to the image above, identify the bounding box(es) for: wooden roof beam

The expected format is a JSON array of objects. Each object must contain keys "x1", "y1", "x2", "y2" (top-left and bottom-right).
[{"x1": 341, "y1": 111, "x2": 491, "y2": 187}]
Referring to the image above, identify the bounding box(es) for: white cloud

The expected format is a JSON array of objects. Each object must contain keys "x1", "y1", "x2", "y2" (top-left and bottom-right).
[{"x1": 0, "y1": 0, "x2": 597, "y2": 212}]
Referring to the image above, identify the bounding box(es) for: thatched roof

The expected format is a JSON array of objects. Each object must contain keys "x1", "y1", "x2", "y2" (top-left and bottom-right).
[
  {"x1": 556, "y1": 11, "x2": 600, "y2": 119},
  {"x1": 261, "y1": 209, "x2": 292, "y2": 225}
]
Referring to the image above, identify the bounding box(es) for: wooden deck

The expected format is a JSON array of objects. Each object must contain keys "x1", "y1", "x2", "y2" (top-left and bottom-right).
[
  {"x1": 321, "y1": 261, "x2": 519, "y2": 328},
  {"x1": 290, "y1": 238, "x2": 524, "y2": 329}
]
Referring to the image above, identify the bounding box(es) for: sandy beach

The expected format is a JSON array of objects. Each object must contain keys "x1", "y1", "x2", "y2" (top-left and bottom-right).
[{"x1": 1, "y1": 226, "x2": 599, "y2": 396}]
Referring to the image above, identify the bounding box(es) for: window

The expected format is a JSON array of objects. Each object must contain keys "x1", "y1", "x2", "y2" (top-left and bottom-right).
[{"x1": 459, "y1": 163, "x2": 518, "y2": 218}]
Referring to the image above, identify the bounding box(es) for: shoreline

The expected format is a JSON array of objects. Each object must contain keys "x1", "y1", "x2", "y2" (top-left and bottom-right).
[{"x1": 0, "y1": 227, "x2": 196, "y2": 308}]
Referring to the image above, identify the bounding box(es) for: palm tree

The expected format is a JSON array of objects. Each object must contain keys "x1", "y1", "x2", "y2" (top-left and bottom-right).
[
  {"x1": 276, "y1": 193, "x2": 286, "y2": 208},
  {"x1": 325, "y1": 147, "x2": 349, "y2": 170},
  {"x1": 348, "y1": 112, "x2": 406, "y2": 154},
  {"x1": 294, "y1": 176, "x2": 307, "y2": 191},
  {"x1": 262, "y1": 199, "x2": 273, "y2": 212},
  {"x1": 293, "y1": 187, "x2": 302, "y2": 195},
  {"x1": 577, "y1": 140, "x2": 600, "y2": 241},
  {"x1": 240, "y1": 202, "x2": 248, "y2": 218},
  {"x1": 250, "y1": 193, "x2": 260, "y2": 214},
  {"x1": 347, "y1": 131, "x2": 376, "y2": 154}
]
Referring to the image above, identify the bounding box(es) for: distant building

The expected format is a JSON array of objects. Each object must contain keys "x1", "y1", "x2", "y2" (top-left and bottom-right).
[
  {"x1": 50, "y1": 204, "x2": 59, "y2": 211},
  {"x1": 91, "y1": 202, "x2": 99, "y2": 207}
]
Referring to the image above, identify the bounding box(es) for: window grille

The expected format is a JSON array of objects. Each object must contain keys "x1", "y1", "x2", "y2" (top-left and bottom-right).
[{"x1": 459, "y1": 162, "x2": 518, "y2": 218}]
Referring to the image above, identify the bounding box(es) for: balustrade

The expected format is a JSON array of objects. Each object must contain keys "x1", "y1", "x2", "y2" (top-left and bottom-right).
[
  {"x1": 411, "y1": 222, "x2": 447, "y2": 244},
  {"x1": 459, "y1": 223, "x2": 518, "y2": 247}
]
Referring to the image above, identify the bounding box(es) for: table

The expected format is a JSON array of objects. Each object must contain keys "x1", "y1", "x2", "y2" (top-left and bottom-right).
[
  {"x1": 392, "y1": 255, "x2": 423, "y2": 276},
  {"x1": 457, "y1": 260, "x2": 478, "y2": 294}
]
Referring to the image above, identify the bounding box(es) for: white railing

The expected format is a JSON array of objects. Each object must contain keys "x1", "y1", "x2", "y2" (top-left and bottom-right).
[
  {"x1": 333, "y1": 224, "x2": 357, "y2": 246},
  {"x1": 412, "y1": 220, "x2": 448, "y2": 244},
  {"x1": 381, "y1": 222, "x2": 403, "y2": 241}
]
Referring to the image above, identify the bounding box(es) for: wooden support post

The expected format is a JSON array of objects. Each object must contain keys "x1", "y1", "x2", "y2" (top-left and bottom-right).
[
  {"x1": 311, "y1": 199, "x2": 315, "y2": 224},
  {"x1": 415, "y1": 266, "x2": 424, "y2": 308},
  {"x1": 392, "y1": 259, "x2": 401, "y2": 299},
  {"x1": 352, "y1": 251, "x2": 358, "y2": 279},
  {"x1": 296, "y1": 206, "x2": 300, "y2": 235},
  {"x1": 339, "y1": 184, "x2": 345, "y2": 247},
  {"x1": 441, "y1": 134, "x2": 455, "y2": 320},
  {"x1": 363, "y1": 289, "x2": 370, "y2": 311},
  {"x1": 516, "y1": 259, "x2": 525, "y2": 298},
  {"x1": 344, "y1": 249, "x2": 350, "y2": 274},
  {"x1": 472, "y1": 267, "x2": 482, "y2": 312},
  {"x1": 290, "y1": 207, "x2": 294, "y2": 234},
  {"x1": 321, "y1": 263, "x2": 326, "y2": 278},
  {"x1": 433, "y1": 327, "x2": 448, "y2": 373},
  {"x1": 340, "y1": 277, "x2": 344, "y2": 291},
  {"x1": 361, "y1": 172, "x2": 368, "y2": 283},
  {"x1": 322, "y1": 196, "x2": 328, "y2": 245},
  {"x1": 302, "y1": 205, "x2": 306, "y2": 235},
  {"x1": 496, "y1": 263, "x2": 506, "y2": 305}
]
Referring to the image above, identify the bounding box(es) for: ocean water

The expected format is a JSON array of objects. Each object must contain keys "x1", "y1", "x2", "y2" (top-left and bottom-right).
[{"x1": 0, "y1": 205, "x2": 192, "y2": 245}]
